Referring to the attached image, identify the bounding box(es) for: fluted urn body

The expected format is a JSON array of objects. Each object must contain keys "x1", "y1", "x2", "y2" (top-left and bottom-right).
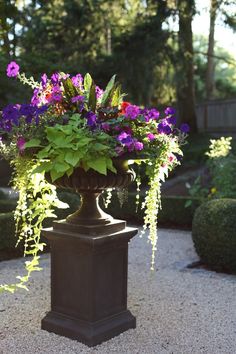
[{"x1": 50, "y1": 158, "x2": 136, "y2": 230}]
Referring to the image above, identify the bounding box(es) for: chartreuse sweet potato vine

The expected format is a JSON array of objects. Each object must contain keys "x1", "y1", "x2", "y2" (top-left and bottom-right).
[{"x1": 0, "y1": 62, "x2": 188, "y2": 293}]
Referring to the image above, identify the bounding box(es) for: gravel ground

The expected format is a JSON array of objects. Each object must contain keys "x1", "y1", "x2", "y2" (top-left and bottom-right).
[{"x1": 0, "y1": 228, "x2": 236, "y2": 354}]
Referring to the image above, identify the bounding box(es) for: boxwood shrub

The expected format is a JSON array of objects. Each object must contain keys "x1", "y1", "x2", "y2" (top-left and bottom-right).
[
  {"x1": 0, "y1": 212, "x2": 17, "y2": 250},
  {"x1": 192, "y1": 199, "x2": 236, "y2": 273}
]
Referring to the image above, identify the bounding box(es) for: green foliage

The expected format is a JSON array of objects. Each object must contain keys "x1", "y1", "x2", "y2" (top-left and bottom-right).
[
  {"x1": 182, "y1": 133, "x2": 212, "y2": 167},
  {"x1": 192, "y1": 199, "x2": 236, "y2": 273},
  {"x1": 101, "y1": 74, "x2": 116, "y2": 106},
  {"x1": 194, "y1": 35, "x2": 236, "y2": 101},
  {"x1": 186, "y1": 136, "x2": 236, "y2": 207},
  {"x1": 27, "y1": 114, "x2": 117, "y2": 182},
  {"x1": 185, "y1": 176, "x2": 209, "y2": 208},
  {"x1": 207, "y1": 137, "x2": 236, "y2": 199}
]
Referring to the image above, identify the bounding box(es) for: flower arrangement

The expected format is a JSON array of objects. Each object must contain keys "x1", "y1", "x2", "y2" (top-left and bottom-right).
[{"x1": 0, "y1": 61, "x2": 189, "y2": 293}]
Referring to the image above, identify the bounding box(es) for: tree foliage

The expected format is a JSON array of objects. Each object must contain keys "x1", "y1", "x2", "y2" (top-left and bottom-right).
[{"x1": 0, "y1": 0, "x2": 236, "y2": 129}]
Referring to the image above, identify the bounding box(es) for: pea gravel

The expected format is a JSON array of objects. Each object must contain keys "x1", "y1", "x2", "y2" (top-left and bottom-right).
[{"x1": 0, "y1": 228, "x2": 236, "y2": 354}]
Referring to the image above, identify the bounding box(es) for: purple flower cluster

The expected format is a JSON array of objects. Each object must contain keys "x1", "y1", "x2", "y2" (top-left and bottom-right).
[
  {"x1": 71, "y1": 74, "x2": 83, "y2": 89},
  {"x1": 158, "y1": 120, "x2": 172, "y2": 135},
  {"x1": 125, "y1": 105, "x2": 140, "y2": 120},
  {"x1": 0, "y1": 104, "x2": 48, "y2": 132},
  {"x1": 141, "y1": 108, "x2": 160, "y2": 122},
  {"x1": 117, "y1": 131, "x2": 143, "y2": 152},
  {"x1": 86, "y1": 111, "x2": 97, "y2": 127}
]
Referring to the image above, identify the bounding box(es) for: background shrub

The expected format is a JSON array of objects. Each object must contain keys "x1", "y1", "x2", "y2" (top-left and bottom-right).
[
  {"x1": 0, "y1": 213, "x2": 17, "y2": 250},
  {"x1": 106, "y1": 192, "x2": 200, "y2": 229},
  {"x1": 192, "y1": 199, "x2": 236, "y2": 273}
]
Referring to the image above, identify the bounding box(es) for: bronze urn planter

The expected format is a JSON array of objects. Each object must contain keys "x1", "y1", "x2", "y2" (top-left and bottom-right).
[{"x1": 41, "y1": 159, "x2": 138, "y2": 347}]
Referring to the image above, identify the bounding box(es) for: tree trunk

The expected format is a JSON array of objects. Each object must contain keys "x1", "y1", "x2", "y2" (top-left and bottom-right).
[
  {"x1": 177, "y1": 0, "x2": 197, "y2": 133},
  {"x1": 206, "y1": 0, "x2": 219, "y2": 100}
]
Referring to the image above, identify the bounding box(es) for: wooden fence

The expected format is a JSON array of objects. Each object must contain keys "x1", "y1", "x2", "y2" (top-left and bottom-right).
[{"x1": 196, "y1": 98, "x2": 236, "y2": 132}]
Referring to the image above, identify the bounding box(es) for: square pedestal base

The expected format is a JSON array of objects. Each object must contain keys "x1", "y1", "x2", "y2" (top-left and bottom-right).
[
  {"x1": 42, "y1": 310, "x2": 136, "y2": 347},
  {"x1": 41, "y1": 220, "x2": 137, "y2": 347}
]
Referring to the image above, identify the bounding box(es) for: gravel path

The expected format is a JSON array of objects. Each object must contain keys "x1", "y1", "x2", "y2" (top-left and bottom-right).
[{"x1": 0, "y1": 228, "x2": 236, "y2": 354}]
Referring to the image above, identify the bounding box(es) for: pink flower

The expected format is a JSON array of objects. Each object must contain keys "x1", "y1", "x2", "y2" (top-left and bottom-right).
[
  {"x1": 168, "y1": 153, "x2": 176, "y2": 163},
  {"x1": 17, "y1": 137, "x2": 26, "y2": 152},
  {"x1": 7, "y1": 61, "x2": 20, "y2": 78},
  {"x1": 147, "y1": 133, "x2": 155, "y2": 141}
]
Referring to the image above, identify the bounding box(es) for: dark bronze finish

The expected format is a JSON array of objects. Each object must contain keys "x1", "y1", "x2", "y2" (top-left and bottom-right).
[{"x1": 41, "y1": 159, "x2": 138, "y2": 346}]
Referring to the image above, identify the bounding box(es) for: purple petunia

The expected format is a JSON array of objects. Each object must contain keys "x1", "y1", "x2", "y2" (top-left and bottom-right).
[
  {"x1": 31, "y1": 88, "x2": 41, "y2": 106},
  {"x1": 51, "y1": 73, "x2": 60, "y2": 85},
  {"x1": 86, "y1": 111, "x2": 97, "y2": 127},
  {"x1": 41, "y1": 73, "x2": 48, "y2": 88},
  {"x1": 134, "y1": 141, "x2": 144, "y2": 151},
  {"x1": 6, "y1": 61, "x2": 20, "y2": 78},
  {"x1": 165, "y1": 107, "x2": 175, "y2": 115},
  {"x1": 180, "y1": 123, "x2": 190, "y2": 133},
  {"x1": 71, "y1": 95, "x2": 84, "y2": 103},
  {"x1": 148, "y1": 108, "x2": 160, "y2": 121},
  {"x1": 166, "y1": 116, "x2": 177, "y2": 125},
  {"x1": 141, "y1": 108, "x2": 160, "y2": 122},
  {"x1": 51, "y1": 85, "x2": 62, "y2": 102},
  {"x1": 2, "y1": 104, "x2": 20, "y2": 125},
  {"x1": 20, "y1": 104, "x2": 35, "y2": 116},
  {"x1": 125, "y1": 105, "x2": 140, "y2": 120},
  {"x1": 158, "y1": 121, "x2": 172, "y2": 135},
  {"x1": 117, "y1": 132, "x2": 134, "y2": 148}
]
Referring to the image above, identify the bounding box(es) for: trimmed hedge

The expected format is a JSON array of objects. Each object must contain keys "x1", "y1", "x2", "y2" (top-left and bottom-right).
[
  {"x1": 106, "y1": 193, "x2": 201, "y2": 228},
  {"x1": 192, "y1": 199, "x2": 236, "y2": 273},
  {"x1": 0, "y1": 191, "x2": 81, "y2": 255},
  {"x1": 0, "y1": 213, "x2": 17, "y2": 250},
  {"x1": 0, "y1": 199, "x2": 17, "y2": 213}
]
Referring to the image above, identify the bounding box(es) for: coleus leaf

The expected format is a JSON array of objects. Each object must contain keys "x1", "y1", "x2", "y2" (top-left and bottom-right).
[
  {"x1": 88, "y1": 82, "x2": 97, "y2": 112},
  {"x1": 84, "y1": 73, "x2": 93, "y2": 93},
  {"x1": 101, "y1": 74, "x2": 116, "y2": 107}
]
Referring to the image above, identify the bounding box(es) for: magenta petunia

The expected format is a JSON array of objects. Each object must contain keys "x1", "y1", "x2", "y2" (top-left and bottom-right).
[
  {"x1": 41, "y1": 73, "x2": 48, "y2": 88},
  {"x1": 6, "y1": 61, "x2": 20, "y2": 78},
  {"x1": 147, "y1": 133, "x2": 155, "y2": 141},
  {"x1": 17, "y1": 137, "x2": 26, "y2": 152},
  {"x1": 134, "y1": 141, "x2": 144, "y2": 151}
]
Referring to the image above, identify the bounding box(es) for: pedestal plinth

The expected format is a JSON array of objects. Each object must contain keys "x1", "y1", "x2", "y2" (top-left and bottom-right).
[{"x1": 41, "y1": 219, "x2": 137, "y2": 347}]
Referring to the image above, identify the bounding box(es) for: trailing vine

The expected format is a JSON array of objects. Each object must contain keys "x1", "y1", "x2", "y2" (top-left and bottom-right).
[
  {"x1": 0, "y1": 157, "x2": 68, "y2": 293},
  {"x1": 142, "y1": 162, "x2": 162, "y2": 270}
]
